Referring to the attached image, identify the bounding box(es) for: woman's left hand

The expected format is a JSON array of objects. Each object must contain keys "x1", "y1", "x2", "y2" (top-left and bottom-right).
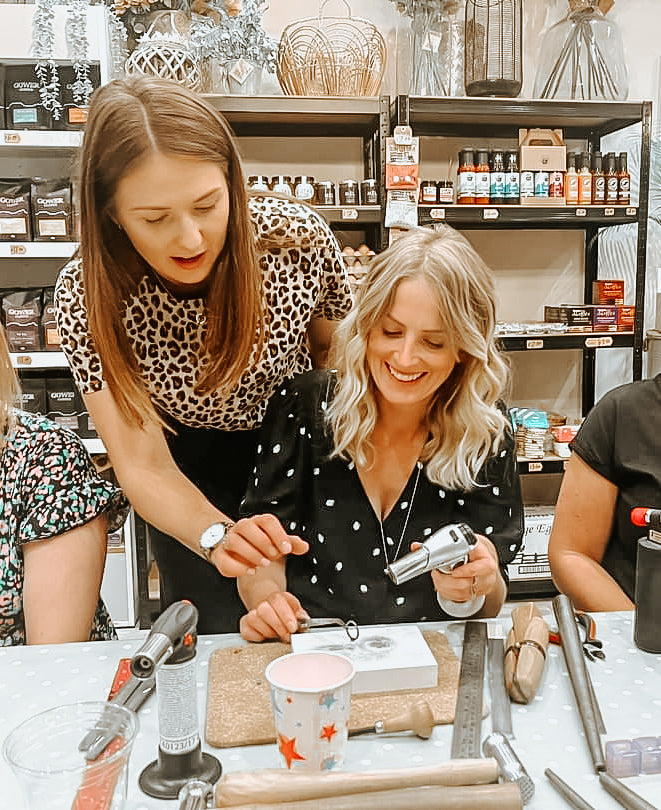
[{"x1": 424, "y1": 534, "x2": 501, "y2": 604}]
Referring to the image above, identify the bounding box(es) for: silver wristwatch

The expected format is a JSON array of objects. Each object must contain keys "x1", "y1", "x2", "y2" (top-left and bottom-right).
[{"x1": 199, "y1": 521, "x2": 235, "y2": 562}]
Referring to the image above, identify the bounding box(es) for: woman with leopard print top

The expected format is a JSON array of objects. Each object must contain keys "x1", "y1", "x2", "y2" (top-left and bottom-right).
[
  {"x1": 0, "y1": 326, "x2": 129, "y2": 645},
  {"x1": 55, "y1": 76, "x2": 352, "y2": 633}
]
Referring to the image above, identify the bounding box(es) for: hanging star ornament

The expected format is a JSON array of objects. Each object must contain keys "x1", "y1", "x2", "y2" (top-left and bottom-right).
[
  {"x1": 278, "y1": 734, "x2": 306, "y2": 768},
  {"x1": 320, "y1": 723, "x2": 338, "y2": 742}
]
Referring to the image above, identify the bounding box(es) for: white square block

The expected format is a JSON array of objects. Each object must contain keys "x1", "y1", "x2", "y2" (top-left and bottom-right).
[{"x1": 291, "y1": 624, "x2": 438, "y2": 695}]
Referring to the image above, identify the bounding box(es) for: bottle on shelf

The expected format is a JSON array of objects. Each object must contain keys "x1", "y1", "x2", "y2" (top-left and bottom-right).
[
  {"x1": 577, "y1": 151, "x2": 592, "y2": 206},
  {"x1": 591, "y1": 151, "x2": 605, "y2": 205},
  {"x1": 475, "y1": 150, "x2": 491, "y2": 205},
  {"x1": 564, "y1": 152, "x2": 579, "y2": 205},
  {"x1": 617, "y1": 153, "x2": 630, "y2": 206},
  {"x1": 505, "y1": 150, "x2": 520, "y2": 205},
  {"x1": 605, "y1": 152, "x2": 619, "y2": 205},
  {"x1": 489, "y1": 149, "x2": 506, "y2": 205},
  {"x1": 549, "y1": 170, "x2": 564, "y2": 200},
  {"x1": 457, "y1": 149, "x2": 476, "y2": 205}
]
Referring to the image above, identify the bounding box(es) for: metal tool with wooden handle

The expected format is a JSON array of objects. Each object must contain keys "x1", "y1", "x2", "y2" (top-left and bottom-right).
[{"x1": 349, "y1": 700, "x2": 435, "y2": 739}]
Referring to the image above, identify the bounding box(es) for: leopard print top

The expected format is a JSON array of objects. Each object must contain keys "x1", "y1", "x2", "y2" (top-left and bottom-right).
[{"x1": 54, "y1": 195, "x2": 352, "y2": 430}]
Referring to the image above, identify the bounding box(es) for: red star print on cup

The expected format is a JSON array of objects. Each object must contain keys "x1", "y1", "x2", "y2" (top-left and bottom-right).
[
  {"x1": 320, "y1": 723, "x2": 338, "y2": 742},
  {"x1": 278, "y1": 733, "x2": 306, "y2": 768}
]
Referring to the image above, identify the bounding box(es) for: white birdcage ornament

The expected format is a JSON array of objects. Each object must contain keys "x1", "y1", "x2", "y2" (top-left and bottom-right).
[{"x1": 124, "y1": 10, "x2": 201, "y2": 91}]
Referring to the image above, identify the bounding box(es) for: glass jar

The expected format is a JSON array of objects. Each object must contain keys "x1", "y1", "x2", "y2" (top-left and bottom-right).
[
  {"x1": 247, "y1": 175, "x2": 270, "y2": 192},
  {"x1": 271, "y1": 175, "x2": 293, "y2": 195},
  {"x1": 360, "y1": 179, "x2": 379, "y2": 206},
  {"x1": 338, "y1": 180, "x2": 360, "y2": 206},
  {"x1": 314, "y1": 181, "x2": 336, "y2": 206},
  {"x1": 533, "y1": 0, "x2": 628, "y2": 100},
  {"x1": 294, "y1": 176, "x2": 315, "y2": 202},
  {"x1": 419, "y1": 180, "x2": 438, "y2": 205}
]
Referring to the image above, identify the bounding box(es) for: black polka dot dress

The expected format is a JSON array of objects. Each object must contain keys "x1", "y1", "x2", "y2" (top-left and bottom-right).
[{"x1": 241, "y1": 370, "x2": 524, "y2": 624}]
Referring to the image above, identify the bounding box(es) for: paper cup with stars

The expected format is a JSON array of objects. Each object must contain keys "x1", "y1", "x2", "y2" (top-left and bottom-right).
[{"x1": 265, "y1": 651, "x2": 355, "y2": 771}]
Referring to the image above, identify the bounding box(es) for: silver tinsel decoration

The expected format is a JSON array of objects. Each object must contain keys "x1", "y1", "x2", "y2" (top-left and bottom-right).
[
  {"x1": 65, "y1": 0, "x2": 94, "y2": 105},
  {"x1": 32, "y1": 0, "x2": 63, "y2": 120}
]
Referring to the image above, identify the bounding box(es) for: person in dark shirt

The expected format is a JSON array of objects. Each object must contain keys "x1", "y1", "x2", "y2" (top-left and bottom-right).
[
  {"x1": 549, "y1": 375, "x2": 661, "y2": 611},
  {"x1": 238, "y1": 225, "x2": 524, "y2": 642}
]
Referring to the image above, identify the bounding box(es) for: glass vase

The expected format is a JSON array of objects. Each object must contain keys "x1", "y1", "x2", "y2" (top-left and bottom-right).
[
  {"x1": 408, "y1": 0, "x2": 465, "y2": 97},
  {"x1": 464, "y1": 0, "x2": 522, "y2": 97},
  {"x1": 533, "y1": 1, "x2": 628, "y2": 100}
]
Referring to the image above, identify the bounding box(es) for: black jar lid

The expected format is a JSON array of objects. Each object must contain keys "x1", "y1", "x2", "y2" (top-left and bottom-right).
[
  {"x1": 294, "y1": 175, "x2": 315, "y2": 183},
  {"x1": 339, "y1": 179, "x2": 359, "y2": 187}
]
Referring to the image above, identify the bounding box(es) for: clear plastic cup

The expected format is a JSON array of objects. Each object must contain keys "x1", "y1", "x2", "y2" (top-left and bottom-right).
[{"x1": 3, "y1": 701, "x2": 138, "y2": 810}]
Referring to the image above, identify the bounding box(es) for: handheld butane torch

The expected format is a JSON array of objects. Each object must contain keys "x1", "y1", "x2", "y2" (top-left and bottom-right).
[
  {"x1": 631, "y1": 508, "x2": 661, "y2": 654},
  {"x1": 134, "y1": 600, "x2": 222, "y2": 800},
  {"x1": 385, "y1": 522, "x2": 486, "y2": 617}
]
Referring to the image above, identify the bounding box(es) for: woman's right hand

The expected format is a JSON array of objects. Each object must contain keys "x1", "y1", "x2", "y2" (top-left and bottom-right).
[
  {"x1": 239, "y1": 591, "x2": 309, "y2": 643},
  {"x1": 212, "y1": 513, "x2": 309, "y2": 577}
]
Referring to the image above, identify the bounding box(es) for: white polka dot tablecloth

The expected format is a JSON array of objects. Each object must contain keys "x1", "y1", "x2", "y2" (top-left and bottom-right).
[{"x1": 1, "y1": 613, "x2": 661, "y2": 809}]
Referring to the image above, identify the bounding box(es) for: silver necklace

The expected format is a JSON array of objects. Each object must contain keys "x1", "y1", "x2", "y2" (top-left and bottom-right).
[{"x1": 378, "y1": 461, "x2": 423, "y2": 566}]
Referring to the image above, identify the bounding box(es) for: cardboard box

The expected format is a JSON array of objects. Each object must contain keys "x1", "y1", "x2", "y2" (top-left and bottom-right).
[
  {"x1": 593, "y1": 280, "x2": 625, "y2": 305},
  {"x1": 617, "y1": 305, "x2": 635, "y2": 332},
  {"x1": 544, "y1": 304, "x2": 593, "y2": 332},
  {"x1": 508, "y1": 507, "x2": 553, "y2": 582},
  {"x1": 519, "y1": 128, "x2": 567, "y2": 172},
  {"x1": 291, "y1": 624, "x2": 438, "y2": 695},
  {"x1": 592, "y1": 305, "x2": 618, "y2": 332}
]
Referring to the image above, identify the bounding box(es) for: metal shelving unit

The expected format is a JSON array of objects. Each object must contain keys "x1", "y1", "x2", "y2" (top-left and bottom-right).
[{"x1": 393, "y1": 94, "x2": 652, "y2": 414}]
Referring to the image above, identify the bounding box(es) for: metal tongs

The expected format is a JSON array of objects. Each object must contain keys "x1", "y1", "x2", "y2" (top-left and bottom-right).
[
  {"x1": 297, "y1": 616, "x2": 360, "y2": 641},
  {"x1": 78, "y1": 673, "x2": 155, "y2": 759}
]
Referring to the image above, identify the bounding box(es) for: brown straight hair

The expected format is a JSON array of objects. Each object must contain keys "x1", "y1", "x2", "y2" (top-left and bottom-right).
[{"x1": 77, "y1": 76, "x2": 263, "y2": 427}]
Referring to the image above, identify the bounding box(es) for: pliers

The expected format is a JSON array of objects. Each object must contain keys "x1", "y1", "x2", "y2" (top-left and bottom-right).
[{"x1": 549, "y1": 611, "x2": 605, "y2": 661}]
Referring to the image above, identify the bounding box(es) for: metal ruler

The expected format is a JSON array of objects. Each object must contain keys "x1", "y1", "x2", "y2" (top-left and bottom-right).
[
  {"x1": 487, "y1": 635, "x2": 513, "y2": 736},
  {"x1": 451, "y1": 620, "x2": 487, "y2": 759}
]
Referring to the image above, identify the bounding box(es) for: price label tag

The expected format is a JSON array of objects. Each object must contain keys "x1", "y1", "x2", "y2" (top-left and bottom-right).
[
  {"x1": 604, "y1": 207, "x2": 615, "y2": 216},
  {"x1": 430, "y1": 208, "x2": 445, "y2": 220},
  {"x1": 9, "y1": 244, "x2": 26, "y2": 256},
  {"x1": 585, "y1": 336, "x2": 613, "y2": 348},
  {"x1": 626, "y1": 207, "x2": 636, "y2": 216},
  {"x1": 528, "y1": 462, "x2": 543, "y2": 473},
  {"x1": 3, "y1": 132, "x2": 20, "y2": 144},
  {"x1": 576, "y1": 208, "x2": 587, "y2": 217},
  {"x1": 341, "y1": 208, "x2": 358, "y2": 220},
  {"x1": 526, "y1": 339, "x2": 544, "y2": 350},
  {"x1": 15, "y1": 354, "x2": 32, "y2": 366},
  {"x1": 483, "y1": 208, "x2": 499, "y2": 220}
]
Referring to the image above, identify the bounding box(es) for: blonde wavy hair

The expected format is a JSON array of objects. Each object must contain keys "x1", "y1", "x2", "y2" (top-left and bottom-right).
[
  {"x1": 327, "y1": 226, "x2": 510, "y2": 490},
  {"x1": 0, "y1": 327, "x2": 20, "y2": 448}
]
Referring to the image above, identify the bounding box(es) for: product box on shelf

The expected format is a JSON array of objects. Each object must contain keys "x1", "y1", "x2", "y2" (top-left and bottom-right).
[
  {"x1": 593, "y1": 279, "x2": 625, "y2": 305},
  {"x1": 617, "y1": 305, "x2": 636, "y2": 331},
  {"x1": 519, "y1": 128, "x2": 567, "y2": 172},
  {"x1": 46, "y1": 377, "x2": 85, "y2": 434},
  {"x1": 592, "y1": 305, "x2": 618, "y2": 332},
  {"x1": 544, "y1": 304, "x2": 593, "y2": 332},
  {"x1": 30, "y1": 178, "x2": 73, "y2": 241},
  {"x1": 18, "y1": 376, "x2": 47, "y2": 416},
  {"x1": 508, "y1": 506, "x2": 553, "y2": 582},
  {"x1": 2, "y1": 289, "x2": 41, "y2": 350}
]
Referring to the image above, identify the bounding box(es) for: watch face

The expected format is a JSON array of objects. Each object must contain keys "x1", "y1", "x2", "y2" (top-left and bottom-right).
[{"x1": 201, "y1": 523, "x2": 227, "y2": 550}]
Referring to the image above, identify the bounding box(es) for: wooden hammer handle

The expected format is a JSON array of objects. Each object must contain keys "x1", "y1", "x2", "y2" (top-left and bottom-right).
[
  {"x1": 215, "y1": 759, "x2": 499, "y2": 806},
  {"x1": 215, "y1": 783, "x2": 522, "y2": 810}
]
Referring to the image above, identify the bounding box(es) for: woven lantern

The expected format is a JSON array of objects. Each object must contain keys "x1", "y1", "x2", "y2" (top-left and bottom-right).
[{"x1": 124, "y1": 10, "x2": 201, "y2": 90}]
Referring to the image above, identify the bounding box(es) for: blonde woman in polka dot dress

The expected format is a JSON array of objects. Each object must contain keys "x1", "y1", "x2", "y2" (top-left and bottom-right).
[{"x1": 239, "y1": 226, "x2": 524, "y2": 641}]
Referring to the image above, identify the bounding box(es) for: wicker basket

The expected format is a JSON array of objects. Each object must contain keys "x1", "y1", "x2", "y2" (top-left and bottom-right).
[{"x1": 277, "y1": 0, "x2": 386, "y2": 97}]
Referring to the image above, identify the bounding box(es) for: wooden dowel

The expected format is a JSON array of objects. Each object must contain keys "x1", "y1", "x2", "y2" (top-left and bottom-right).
[
  {"x1": 215, "y1": 759, "x2": 499, "y2": 806},
  {"x1": 216, "y1": 783, "x2": 522, "y2": 810}
]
